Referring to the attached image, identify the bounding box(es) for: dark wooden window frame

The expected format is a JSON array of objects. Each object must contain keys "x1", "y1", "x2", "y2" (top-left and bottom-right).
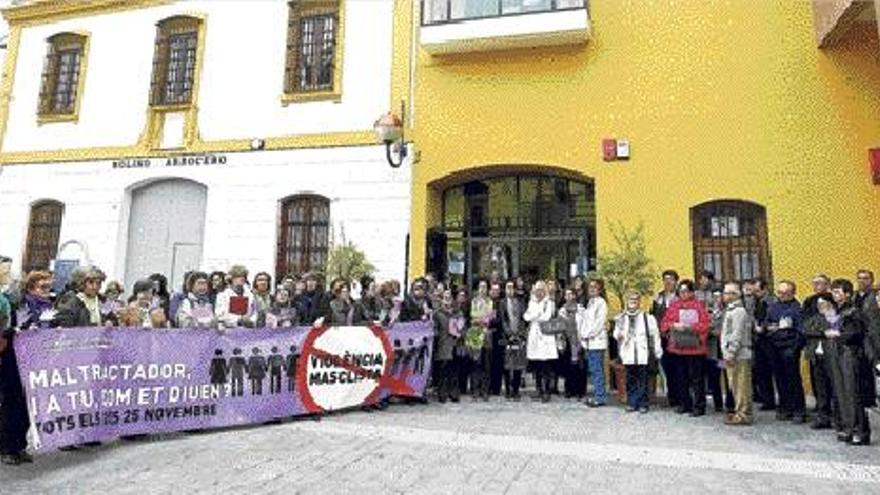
[
  {"x1": 284, "y1": 0, "x2": 341, "y2": 97},
  {"x1": 690, "y1": 200, "x2": 772, "y2": 284},
  {"x1": 276, "y1": 195, "x2": 331, "y2": 278},
  {"x1": 23, "y1": 200, "x2": 65, "y2": 273},
  {"x1": 38, "y1": 33, "x2": 87, "y2": 117},
  {"x1": 150, "y1": 16, "x2": 200, "y2": 107}
]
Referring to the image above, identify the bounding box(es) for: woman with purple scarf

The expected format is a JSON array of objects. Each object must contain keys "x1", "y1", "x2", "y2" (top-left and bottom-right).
[{"x1": 19, "y1": 271, "x2": 56, "y2": 330}]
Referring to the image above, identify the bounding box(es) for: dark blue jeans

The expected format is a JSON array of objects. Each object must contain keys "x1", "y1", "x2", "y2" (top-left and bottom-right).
[
  {"x1": 585, "y1": 350, "x2": 607, "y2": 404},
  {"x1": 626, "y1": 365, "x2": 649, "y2": 409}
]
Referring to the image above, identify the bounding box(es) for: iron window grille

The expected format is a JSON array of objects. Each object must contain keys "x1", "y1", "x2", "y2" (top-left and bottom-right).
[
  {"x1": 286, "y1": 1, "x2": 339, "y2": 94},
  {"x1": 150, "y1": 17, "x2": 200, "y2": 106},
  {"x1": 277, "y1": 195, "x2": 331, "y2": 278},
  {"x1": 691, "y1": 201, "x2": 772, "y2": 284},
  {"x1": 37, "y1": 33, "x2": 86, "y2": 116}
]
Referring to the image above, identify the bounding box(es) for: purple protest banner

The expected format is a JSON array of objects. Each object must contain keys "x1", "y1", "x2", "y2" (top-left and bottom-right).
[{"x1": 14, "y1": 322, "x2": 433, "y2": 451}]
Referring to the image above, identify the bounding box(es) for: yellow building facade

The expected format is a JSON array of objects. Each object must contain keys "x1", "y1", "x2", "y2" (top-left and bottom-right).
[{"x1": 407, "y1": 0, "x2": 880, "y2": 294}]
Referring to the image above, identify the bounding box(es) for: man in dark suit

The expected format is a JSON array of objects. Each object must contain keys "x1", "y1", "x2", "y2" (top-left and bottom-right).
[
  {"x1": 854, "y1": 270, "x2": 880, "y2": 382},
  {"x1": 499, "y1": 280, "x2": 527, "y2": 400}
]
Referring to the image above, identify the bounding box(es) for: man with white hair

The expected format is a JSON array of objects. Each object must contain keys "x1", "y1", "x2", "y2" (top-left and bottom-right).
[{"x1": 721, "y1": 282, "x2": 753, "y2": 426}]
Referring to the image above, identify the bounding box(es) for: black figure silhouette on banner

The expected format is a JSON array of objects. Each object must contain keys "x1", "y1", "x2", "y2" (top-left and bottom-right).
[
  {"x1": 247, "y1": 348, "x2": 268, "y2": 396},
  {"x1": 415, "y1": 337, "x2": 430, "y2": 375},
  {"x1": 285, "y1": 345, "x2": 299, "y2": 393},
  {"x1": 229, "y1": 348, "x2": 247, "y2": 397},
  {"x1": 268, "y1": 346, "x2": 284, "y2": 395},
  {"x1": 210, "y1": 349, "x2": 229, "y2": 386},
  {"x1": 403, "y1": 338, "x2": 417, "y2": 371},
  {"x1": 391, "y1": 339, "x2": 405, "y2": 375}
]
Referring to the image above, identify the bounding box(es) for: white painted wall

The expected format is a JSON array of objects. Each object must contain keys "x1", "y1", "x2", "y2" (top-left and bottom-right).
[
  {"x1": 2, "y1": 0, "x2": 394, "y2": 152},
  {"x1": 0, "y1": 145, "x2": 412, "y2": 288}
]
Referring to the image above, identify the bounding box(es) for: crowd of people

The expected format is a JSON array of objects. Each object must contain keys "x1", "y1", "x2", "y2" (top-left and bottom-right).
[{"x1": 1, "y1": 254, "x2": 879, "y2": 466}]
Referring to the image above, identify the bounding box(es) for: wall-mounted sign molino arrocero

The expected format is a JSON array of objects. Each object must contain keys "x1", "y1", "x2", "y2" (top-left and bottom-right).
[{"x1": 111, "y1": 154, "x2": 228, "y2": 169}]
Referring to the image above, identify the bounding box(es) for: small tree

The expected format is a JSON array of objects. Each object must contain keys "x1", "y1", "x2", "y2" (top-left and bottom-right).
[
  {"x1": 325, "y1": 242, "x2": 375, "y2": 283},
  {"x1": 595, "y1": 222, "x2": 658, "y2": 310}
]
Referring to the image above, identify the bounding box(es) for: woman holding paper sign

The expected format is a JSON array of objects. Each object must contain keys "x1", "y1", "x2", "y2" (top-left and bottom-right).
[
  {"x1": 660, "y1": 280, "x2": 711, "y2": 416},
  {"x1": 468, "y1": 280, "x2": 495, "y2": 401},
  {"x1": 433, "y1": 289, "x2": 464, "y2": 403},
  {"x1": 177, "y1": 272, "x2": 218, "y2": 329},
  {"x1": 126, "y1": 279, "x2": 168, "y2": 328},
  {"x1": 525, "y1": 281, "x2": 557, "y2": 403},
  {"x1": 215, "y1": 265, "x2": 257, "y2": 328},
  {"x1": 273, "y1": 287, "x2": 300, "y2": 328},
  {"x1": 101, "y1": 280, "x2": 126, "y2": 325}
]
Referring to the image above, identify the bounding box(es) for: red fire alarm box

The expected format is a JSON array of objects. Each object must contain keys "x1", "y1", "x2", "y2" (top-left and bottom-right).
[
  {"x1": 870, "y1": 148, "x2": 880, "y2": 185},
  {"x1": 603, "y1": 139, "x2": 617, "y2": 161}
]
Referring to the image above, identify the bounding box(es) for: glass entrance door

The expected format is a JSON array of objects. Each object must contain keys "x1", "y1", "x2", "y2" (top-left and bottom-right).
[
  {"x1": 464, "y1": 236, "x2": 587, "y2": 288},
  {"x1": 437, "y1": 172, "x2": 596, "y2": 289},
  {"x1": 518, "y1": 237, "x2": 584, "y2": 283},
  {"x1": 468, "y1": 238, "x2": 518, "y2": 285}
]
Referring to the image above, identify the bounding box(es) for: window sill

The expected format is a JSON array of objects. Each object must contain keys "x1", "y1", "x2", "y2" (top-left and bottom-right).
[
  {"x1": 421, "y1": 7, "x2": 590, "y2": 55},
  {"x1": 150, "y1": 103, "x2": 192, "y2": 113},
  {"x1": 281, "y1": 92, "x2": 342, "y2": 106},
  {"x1": 37, "y1": 113, "x2": 78, "y2": 125}
]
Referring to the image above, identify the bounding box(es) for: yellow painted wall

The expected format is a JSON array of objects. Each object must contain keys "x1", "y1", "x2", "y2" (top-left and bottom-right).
[{"x1": 409, "y1": 0, "x2": 880, "y2": 295}]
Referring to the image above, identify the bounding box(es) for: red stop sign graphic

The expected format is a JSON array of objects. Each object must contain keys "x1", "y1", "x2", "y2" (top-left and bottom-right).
[{"x1": 297, "y1": 324, "x2": 414, "y2": 413}]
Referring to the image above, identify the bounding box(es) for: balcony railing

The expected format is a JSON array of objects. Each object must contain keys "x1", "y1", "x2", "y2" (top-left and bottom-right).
[{"x1": 422, "y1": 0, "x2": 587, "y2": 26}]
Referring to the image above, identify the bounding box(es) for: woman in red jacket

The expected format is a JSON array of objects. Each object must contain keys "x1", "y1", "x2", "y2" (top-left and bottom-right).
[{"x1": 660, "y1": 279, "x2": 711, "y2": 416}]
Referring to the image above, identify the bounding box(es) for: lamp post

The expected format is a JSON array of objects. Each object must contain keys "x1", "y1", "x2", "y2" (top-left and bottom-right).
[{"x1": 374, "y1": 102, "x2": 408, "y2": 168}]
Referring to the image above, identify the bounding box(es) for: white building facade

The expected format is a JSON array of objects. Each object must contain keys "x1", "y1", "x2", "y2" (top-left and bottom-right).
[{"x1": 0, "y1": 0, "x2": 413, "y2": 291}]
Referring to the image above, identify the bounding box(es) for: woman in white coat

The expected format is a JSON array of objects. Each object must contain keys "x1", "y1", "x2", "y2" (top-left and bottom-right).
[
  {"x1": 582, "y1": 279, "x2": 609, "y2": 407},
  {"x1": 613, "y1": 290, "x2": 664, "y2": 413},
  {"x1": 525, "y1": 281, "x2": 557, "y2": 402}
]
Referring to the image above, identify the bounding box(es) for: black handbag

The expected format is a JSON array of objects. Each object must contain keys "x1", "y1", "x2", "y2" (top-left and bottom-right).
[{"x1": 671, "y1": 328, "x2": 701, "y2": 350}]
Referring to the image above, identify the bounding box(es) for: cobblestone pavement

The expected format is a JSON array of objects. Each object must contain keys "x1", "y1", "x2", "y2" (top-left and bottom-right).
[{"x1": 3, "y1": 396, "x2": 880, "y2": 494}]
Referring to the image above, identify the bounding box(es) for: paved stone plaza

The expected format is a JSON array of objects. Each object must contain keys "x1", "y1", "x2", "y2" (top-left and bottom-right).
[{"x1": 3, "y1": 396, "x2": 880, "y2": 494}]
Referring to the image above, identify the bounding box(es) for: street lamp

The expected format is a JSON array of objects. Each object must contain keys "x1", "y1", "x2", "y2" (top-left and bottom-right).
[{"x1": 374, "y1": 102, "x2": 408, "y2": 168}]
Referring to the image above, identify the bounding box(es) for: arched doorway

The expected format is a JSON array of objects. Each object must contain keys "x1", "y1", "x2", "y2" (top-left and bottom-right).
[
  {"x1": 430, "y1": 172, "x2": 596, "y2": 287},
  {"x1": 125, "y1": 178, "x2": 207, "y2": 291},
  {"x1": 690, "y1": 200, "x2": 772, "y2": 283},
  {"x1": 276, "y1": 194, "x2": 331, "y2": 279},
  {"x1": 22, "y1": 199, "x2": 64, "y2": 273}
]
